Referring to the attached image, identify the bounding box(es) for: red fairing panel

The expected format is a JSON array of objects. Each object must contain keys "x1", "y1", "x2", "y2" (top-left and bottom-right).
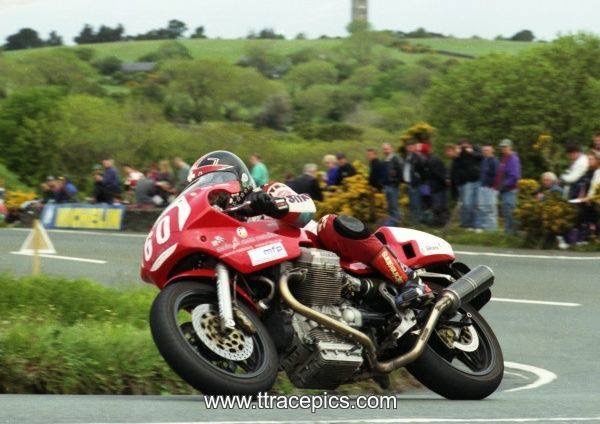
[
  {"x1": 140, "y1": 180, "x2": 305, "y2": 288},
  {"x1": 375, "y1": 227, "x2": 455, "y2": 269}
]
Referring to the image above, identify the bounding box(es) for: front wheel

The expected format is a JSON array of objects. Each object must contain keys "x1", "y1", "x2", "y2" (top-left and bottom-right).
[
  {"x1": 150, "y1": 281, "x2": 278, "y2": 396},
  {"x1": 406, "y1": 303, "x2": 504, "y2": 399}
]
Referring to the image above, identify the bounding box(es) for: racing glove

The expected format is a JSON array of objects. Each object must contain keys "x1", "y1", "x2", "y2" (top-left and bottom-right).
[{"x1": 246, "y1": 191, "x2": 288, "y2": 218}]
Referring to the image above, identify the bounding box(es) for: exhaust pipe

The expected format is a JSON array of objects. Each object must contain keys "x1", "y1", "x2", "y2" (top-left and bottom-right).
[
  {"x1": 442, "y1": 265, "x2": 495, "y2": 313},
  {"x1": 278, "y1": 265, "x2": 494, "y2": 374}
]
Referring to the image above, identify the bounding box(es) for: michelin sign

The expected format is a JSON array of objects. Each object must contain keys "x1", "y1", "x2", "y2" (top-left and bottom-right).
[{"x1": 41, "y1": 203, "x2": 125, "y2": 231}]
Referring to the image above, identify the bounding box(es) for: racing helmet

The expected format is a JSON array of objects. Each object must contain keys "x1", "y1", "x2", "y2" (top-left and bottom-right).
[{"x1": 187, "y1": 150, "x2": 255, "y2": 190}]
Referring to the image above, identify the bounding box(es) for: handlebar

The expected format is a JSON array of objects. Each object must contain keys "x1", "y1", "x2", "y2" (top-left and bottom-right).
[{"x1": 222, "y1": 201, "x2": 252, "y2": 214}]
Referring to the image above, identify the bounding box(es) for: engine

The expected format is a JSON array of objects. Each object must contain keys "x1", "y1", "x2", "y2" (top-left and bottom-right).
[{"x1": 280, "y1": 248, "x2": 365, "y2": 389}]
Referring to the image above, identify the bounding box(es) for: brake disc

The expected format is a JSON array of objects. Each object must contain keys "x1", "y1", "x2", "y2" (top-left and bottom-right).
[
  {"x1": 191, "y1": 304, "x2": 254, "y2": 361},
  {"x1": 451, "y1": 325, "x2": 480, "y2": 352}
]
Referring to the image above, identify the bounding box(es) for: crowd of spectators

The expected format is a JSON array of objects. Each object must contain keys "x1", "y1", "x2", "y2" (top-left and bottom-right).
[{"x1": 33, "y1": 133, "x2": 600, "y2": 247}]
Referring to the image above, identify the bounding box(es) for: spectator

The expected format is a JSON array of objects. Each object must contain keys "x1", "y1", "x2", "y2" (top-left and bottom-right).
[
  {"x1": 569, "y1": 150, "x2": 600, "y2": 245},
  {"x1": 147, "y1": 163, "x2": 160, "y2": 182},
  {"x1": 593, "y1": 132, "x2": 600, "y2": 156},
  {"x1": 536, "y1": 172, "x2": 562, "y2": 201},
  {"x1": 444, "y1": 144, "x2": 460, "y2": 201},
  {"x1": 560, "y1": 143, "x2": 589, "y2": 199},
  {"x1": 288, "y1": 163, "x2": 323, "y2": 201},
  {"x1": 421, "y1": 143, "x2": 449, "y2": 227},
  {"x1": 366, "y1": 148, "x2": 385, "y2": 191},
  {"x1": 335, "y1": 153, "x2": 356, "y2": 184},
  {"x1": 101, "y1": 159, "x2": 122, "y2": 196},
  {"x1": 494, "y1": 139, "x2": 521, "y2": 234},
  {"x1": 157, "y1": 160, "x2": 174, "y2": 184},
  {"x1": 173, "y1": 157, "x2": 191, "y2": 193},
  {"x1": 381, "y1": 143, "x2": 403, "y2": 226},
  {"x1": 455, "y1": 139, "x2": 483, "y2": 229},
  {"x1": 402, "y1": 140, "x2": 425, "y2": 224},
  {"x1": 60, "y1": 176, "x2": 78, "y2": 201},
  {"x1": 323, "y1": 154, "x2": 340, "y2": 187},
  {"x1": 122, "y1": 164, "x2": 144, "y2": 189},
  {"x1": 134, "y1": 170, "x2": 160, "y2": 206},
  {"x1": 477, "y1": 145, "x2": 500, "y2": 231},
  {"x1": 250, "y1": 154, "x2": 269, "y2": 187},
  {"x1": 43, "y1": 176, "x2": 72, "y2": 204}
]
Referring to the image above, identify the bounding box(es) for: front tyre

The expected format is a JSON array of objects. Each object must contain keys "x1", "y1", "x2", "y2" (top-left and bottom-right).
[
  {"x1": 150, "y1": 281, "x2": 278, "y2": 396},
  {"x1": 406, "y1": 303, "x2": 504, "y2": 400}
]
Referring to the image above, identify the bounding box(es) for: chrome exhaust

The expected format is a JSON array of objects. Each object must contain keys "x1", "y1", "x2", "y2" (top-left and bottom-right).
[
  {"x1": 442, "y1": 265, "x2": 495, "y2": 313},
  {"x1": 278, "y1": 265, "x2": 494, "y2": 374}
]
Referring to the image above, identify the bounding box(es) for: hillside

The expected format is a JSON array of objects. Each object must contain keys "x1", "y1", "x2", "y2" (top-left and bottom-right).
[{"x1": 3, "y1": 36, "x2": 538, "y2": 63}]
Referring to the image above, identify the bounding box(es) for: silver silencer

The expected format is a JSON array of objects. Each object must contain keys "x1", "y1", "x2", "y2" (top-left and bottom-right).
[{"x1": 442, "y1": 265, "x2": 494, "y2": 312}]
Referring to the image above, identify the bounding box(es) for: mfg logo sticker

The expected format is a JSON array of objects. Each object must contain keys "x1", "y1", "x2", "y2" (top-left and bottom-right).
[{"x1": 248, "y1": 242, "x2": 287, "y2": 266}]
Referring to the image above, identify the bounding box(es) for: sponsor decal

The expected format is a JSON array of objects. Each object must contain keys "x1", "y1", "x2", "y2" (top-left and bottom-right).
[
  {"x1": 248, "y1": 242, "x2": 288, "y2": 266},
  {"x1": 211, "y1": 236, "x2": 226, "y2": 247},
  {"x1": 236, "y1": 226, "x2": 248, "y2": 239},
  {"x1": 381, "y1": 249, "x2": 404, "y2": 283},
  {"x1": 285, "y1": 193, "x2": 311, "y2": 204}
]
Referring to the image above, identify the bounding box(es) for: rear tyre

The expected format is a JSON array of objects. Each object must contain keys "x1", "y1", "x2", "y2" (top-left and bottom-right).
[
  {"x1": 406, "y1": 303, "x2": 504, "y2": 400},
  {"x1": 150, "y1": 281, "x2": 278, "y2": 396}
]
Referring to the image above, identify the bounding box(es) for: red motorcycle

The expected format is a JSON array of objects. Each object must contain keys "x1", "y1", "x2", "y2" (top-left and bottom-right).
[{"x1": 142, "y1": 160, "x2": 503, "y2": 399}]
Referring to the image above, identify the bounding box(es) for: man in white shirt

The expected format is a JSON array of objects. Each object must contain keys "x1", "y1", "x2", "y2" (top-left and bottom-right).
[{"x1": 560, "y1": 143, "x2": 589, "y2": 199}]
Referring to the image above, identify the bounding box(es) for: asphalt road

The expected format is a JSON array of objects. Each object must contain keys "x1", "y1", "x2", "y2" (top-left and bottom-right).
[{"x1": 1, "y1": 228, "x2": 599, "y2": 423}]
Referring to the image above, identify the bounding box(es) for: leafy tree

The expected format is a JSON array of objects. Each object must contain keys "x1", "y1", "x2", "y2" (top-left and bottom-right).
[
  {"x1": 425, "y1": 34, "x2": 600, "y2": 176},
  {"x1": 190, "y1": 26, "x2": 207, "y2": 39},
  {"x1": 295, "y1": 33, "x2": 307, "y2": 40},
  {"x1": 93, "y1": 56, "x2": 123, "y2": 75},
  {"x1": 74, "y1": 24, "x2": 124, "y2": 44},
  {"x1": 74, "y1": 24, "x2": 95, "y2": 44},
  {"x1": 139, "y1": 41, "x2": 192, "y2": 62},
  {"x1": 510, "y1": 30, "x2": 535, "y2": 42},
  {"x1": 166, "y1": 20, "x2": 188, "y2": 39},
  {"x1": 4, "y1": 28, "x2": 44, "y2": 50},
  {"x1": 255, "y1": 94, "x2": 293, "y2": 130},
  {"x1": 293, "y1": 84, "x2": 337, "y2": 121},
  {"x1": 285, "y1": 60, "x2": 338, "y2": 89},
  {"x1": 45, "y1": 31, "x2": 63, "y2": 46},
  {"x1": 247, "y1": 28, "x2": 285, "y2": 40},
  {"x1": 0, "y1": 87, "x2": 65, "y2": 185},
  {"x1": 237, "y1": 43, "x2": 291, "y2": 79}
]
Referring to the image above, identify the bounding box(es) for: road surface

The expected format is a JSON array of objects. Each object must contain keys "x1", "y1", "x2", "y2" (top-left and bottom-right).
[{"x1": 1, "y1": 228, "x2": 599, "y2": 423}]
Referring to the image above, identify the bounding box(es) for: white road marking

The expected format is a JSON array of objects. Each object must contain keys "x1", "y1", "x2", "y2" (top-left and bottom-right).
[
  {"x1": 503, "y1": 361, "x2": 557, "y2": 393},
  {"x1": 503, "y1": 371, "x2": 528, "y2": 379},
  {"x1": 455, "y1": 250, "x2": 600, "y2": 261},
  {"x1": 10, "y1": 251, "x2": 107, "y2": 264},
  {"x1": 492, "y1": 298, "x2": 580, "y2": 307},
  {"x1": 103, "y1": 417, "x2": 600, "y2": 423},
  {"x1": 5, "y1": 228, "x2": 146, "y2": 238}
]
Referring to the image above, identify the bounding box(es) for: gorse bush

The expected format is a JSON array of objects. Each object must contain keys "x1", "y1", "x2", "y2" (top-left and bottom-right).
[{"x1": 514, "y1": 179, "x2": 576, "y2": 247}]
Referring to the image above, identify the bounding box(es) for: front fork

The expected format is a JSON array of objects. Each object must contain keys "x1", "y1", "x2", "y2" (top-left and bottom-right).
[{"x1": 215, "y1": 263, "x2": 236, "y2": 331}]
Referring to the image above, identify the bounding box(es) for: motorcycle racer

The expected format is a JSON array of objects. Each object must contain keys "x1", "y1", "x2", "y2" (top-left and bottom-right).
[{"x1": 188, "y1": 150, "x2": 431, "y2": 306}]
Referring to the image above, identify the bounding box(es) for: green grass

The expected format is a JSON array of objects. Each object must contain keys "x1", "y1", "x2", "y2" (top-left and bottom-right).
[
  {"x1": 406, "y1": 37, "x2": 537, "y2": 56},
  {"x1": 0, "y1": 274, "x2": 418, "y2": 395},
  {"x1": 0, "y1": 163, "x2": 29, "y2": 191},
  {"x1": 3, "y1": 37, "x2": 538, "y2": 64}
]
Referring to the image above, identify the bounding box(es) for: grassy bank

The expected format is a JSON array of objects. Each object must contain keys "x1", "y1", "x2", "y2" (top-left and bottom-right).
[{"x1": 0, "y1": 274, "x2": 416, "y2": 395}]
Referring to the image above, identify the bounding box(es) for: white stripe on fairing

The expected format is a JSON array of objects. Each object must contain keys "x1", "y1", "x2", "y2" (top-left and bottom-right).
[
  {"x1": 150, "y1": 244, "x2": 178, "y2": 272},
  {"x1": 492, "y1": 297, "x2": 580, "y2": 307},
  {"x1": 10, "y1": 251, "x2": 106, "y2": 264},
  {"x1": 455, "y1": 250, "x2": 600, "y2": 261},
  {"x1": 503, "y1": 361, "x2": 558, "y2": 393}
]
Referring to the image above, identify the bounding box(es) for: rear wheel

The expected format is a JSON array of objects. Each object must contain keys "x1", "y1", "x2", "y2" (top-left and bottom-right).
[
  {"x1": 406, "y1": 303, "x2": 504, "y2": 399},
  {"x1": 150, "y1": 281, "x2": 278, "y2": 395}
]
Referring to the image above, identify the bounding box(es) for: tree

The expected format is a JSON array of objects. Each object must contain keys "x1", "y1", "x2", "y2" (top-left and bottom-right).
[
  {"x1": 74, "y1": 24, "x2": 95, "y2": 44},
  {"x1": 510, "y1": 30, "x2": 535, "y2": 42},
  {"x1": 190, "y1": 26, "x2": 207, "y2": 39},
  {"x1": 45, "y1": 31, "x2": 63, "y2": 46},
  {"x1": 424, "y1": 34, "x2": 600, "y2": 177},
  {"x1": 139, "y1": 41, "x2": 192, "y2": 62},
  {"x1": 4, "y1": 28, "x2": 43, "y2": 50},
  {"x1": 93, "y1": 56, "x2": 123, "y2": 75},
  {"x1": 166, "y1": 19, "x2": 188, "y2": 39},
  {"x1": 285, "y1": 60, "x2": 338, "y2": 89},
  {"x1": 247, "y1": 28, "x2": 285, "y2": 40}
]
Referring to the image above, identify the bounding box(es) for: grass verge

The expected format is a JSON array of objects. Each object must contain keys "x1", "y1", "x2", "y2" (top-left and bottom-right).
[{"x1": 0, "y1": 274, "x2": 417, "y2": 395}]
